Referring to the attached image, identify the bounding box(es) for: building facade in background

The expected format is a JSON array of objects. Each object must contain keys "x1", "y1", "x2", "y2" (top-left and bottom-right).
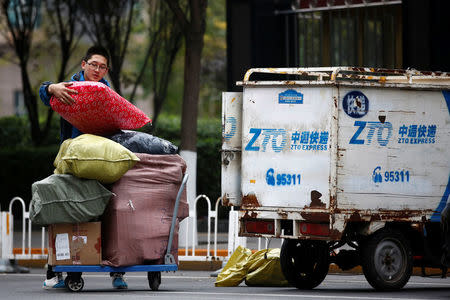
[
  {"x1": 0, "y1": 36, "x2": 24, "y2": 117},
  {"x1": 226, "y1": 0, "x2": 450, "y2": 90}
]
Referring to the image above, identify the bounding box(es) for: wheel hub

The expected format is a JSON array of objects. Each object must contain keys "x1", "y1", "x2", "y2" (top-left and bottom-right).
[{"x1": 375, "y1": 240, "x2": 404, "y2": 280}]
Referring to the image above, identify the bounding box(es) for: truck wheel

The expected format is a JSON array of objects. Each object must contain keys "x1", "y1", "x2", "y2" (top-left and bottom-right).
[
  {"x1": 361, "y1": 229, "x2": 412, "y2": 291},
  {"x1": 280, "y1": 239, "x2": 329, "y2": 289}
]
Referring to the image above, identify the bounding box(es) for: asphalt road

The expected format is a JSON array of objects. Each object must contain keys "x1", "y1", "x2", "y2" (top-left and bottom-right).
[{"x1": 0, "y1": 269, "x2": 449, "y2": 300}]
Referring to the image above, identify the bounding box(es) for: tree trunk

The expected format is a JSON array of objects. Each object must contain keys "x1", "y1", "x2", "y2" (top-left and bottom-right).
[
  {"x1": 21, "y1": 63, "x2": 41, "y2": 145},
  {"x1": 109, "y1": 53, "x2": 123, "y2": 95},
  {"x1": 180, "y1": 32, "x2": 204, "y2": 152}
]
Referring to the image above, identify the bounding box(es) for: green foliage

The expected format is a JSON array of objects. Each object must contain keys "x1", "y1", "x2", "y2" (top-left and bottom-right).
[
  {"x1": 0, "y1": 145, "x2": 59, "y2": 210},
  {"x1": 155, "y1": 0, "x2": 227, "y2": 119},
  {"x1": 0, "y1": 116, "x2": 31, "y2": 147},
  {"x1": 197, "y1": 136, "x2": 221, "y2": 199},
  {"x1": 199, "y1": 0, "x2": 227, "y2": 118},
  {"x1": 149, "y1": 114, "x2": 182, "y2": 143},
  {"x1": 196, "y1": 118, "x2": 221, "y2": 200},
  {"x1": 0, "y1": 115, "x2": 61, "y2": 148},
  {"x1": 150, "y1": 114, "x2": 221, "y2": 140},
  {"x1": 42, "y1": 116, "x2": 63, "y2": 146},
  {"x1": 154, "y1": 50, "x2": 184, "y2": 116}
]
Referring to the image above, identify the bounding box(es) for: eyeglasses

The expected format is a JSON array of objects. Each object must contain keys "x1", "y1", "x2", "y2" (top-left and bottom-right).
[{"x1": 86, "y1": 61, "x2": 108, "y2": 71}]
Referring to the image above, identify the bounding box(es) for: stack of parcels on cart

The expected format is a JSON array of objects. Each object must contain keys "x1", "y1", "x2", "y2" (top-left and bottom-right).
[{"x1": 30, "y1": 130, "x2": 186, "y2": 266}]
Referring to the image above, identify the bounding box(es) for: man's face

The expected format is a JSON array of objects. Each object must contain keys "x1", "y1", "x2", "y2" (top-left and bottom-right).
[{"x1": 81, "y1": 54, "x2": 108, "y2": 82}]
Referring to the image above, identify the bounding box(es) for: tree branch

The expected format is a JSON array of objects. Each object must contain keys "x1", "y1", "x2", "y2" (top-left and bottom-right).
[{"x1": 165, "y1": 0, "x2": 189, "y2": 31}]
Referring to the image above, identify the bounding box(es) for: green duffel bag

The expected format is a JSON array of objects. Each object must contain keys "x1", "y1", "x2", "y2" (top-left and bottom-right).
[{"x1": 30, "y1": 174, "x2": 112, "y2": 225}]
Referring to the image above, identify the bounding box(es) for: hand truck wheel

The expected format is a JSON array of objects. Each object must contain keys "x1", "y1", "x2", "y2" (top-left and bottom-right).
[
  {"x1": 147, "y1": 271, "x2": 161, "y2": 291},
  {"x1": 65, "y1": 275, "x2": 84, "y2": 292}
]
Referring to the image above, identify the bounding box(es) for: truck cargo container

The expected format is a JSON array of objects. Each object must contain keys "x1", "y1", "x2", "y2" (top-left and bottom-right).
[{"x1": 221, "y1": 67, "x2": 450, "y2": 290}]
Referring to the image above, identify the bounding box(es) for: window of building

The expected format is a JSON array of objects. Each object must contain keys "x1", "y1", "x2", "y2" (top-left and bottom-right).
[{"x1": 294, "y1": 0, "x2": 402, "y2": 68}]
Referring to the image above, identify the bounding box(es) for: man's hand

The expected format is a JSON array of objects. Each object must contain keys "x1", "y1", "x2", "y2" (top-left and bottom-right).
[{"x1": 48, "y1": 82, "x2": 78, "y2": 105}]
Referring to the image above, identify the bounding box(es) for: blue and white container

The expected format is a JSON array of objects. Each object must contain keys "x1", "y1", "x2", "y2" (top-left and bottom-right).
[{"x1": 222, "y1": 67, "x2": 450, "y2": 290}]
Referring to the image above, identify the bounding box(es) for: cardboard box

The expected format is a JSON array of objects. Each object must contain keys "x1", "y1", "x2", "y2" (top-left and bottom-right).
[{"x1": 48, "y1": 222, "x2": 101, "y2": 265}]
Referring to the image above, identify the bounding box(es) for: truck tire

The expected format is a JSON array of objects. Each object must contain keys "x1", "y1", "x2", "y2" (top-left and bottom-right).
[
  {"x1": 361, "y1": 229, "x2": 412, "y2": 291},
  {"x1": 280, "y1": 239, "x2": 329, "y2": 289}
]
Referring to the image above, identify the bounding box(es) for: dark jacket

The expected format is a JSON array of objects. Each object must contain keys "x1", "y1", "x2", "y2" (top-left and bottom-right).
[{"x1": 39, "y1": 71, "x2": 110, "y2": 142}]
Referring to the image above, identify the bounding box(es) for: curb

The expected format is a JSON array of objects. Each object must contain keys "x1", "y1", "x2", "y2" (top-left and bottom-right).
[{"x1": 179, "y1": 260, "x2": 223, "y2": 271}]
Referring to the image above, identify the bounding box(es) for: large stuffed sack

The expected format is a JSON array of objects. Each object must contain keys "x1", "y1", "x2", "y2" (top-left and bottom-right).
[
  {"x1": 215, "y1": 247, "x2": 289, "y2": 287},
  {"x1": 50, "y1": 81, "x2": 151, "y2": 135},
  {"x1": 30, "y1": 174, "x2": 112, "y2": 225},
  {"x1": 214, "y1": 246, "x2": 253, "y2": 287},
  {"x1": 102, "y1": 153, "x2": 189, "y2": 267},
  {"x1": 54, "y1": 134, "x2": 139, "y2": 184},
  {"x1": 244, "y1": 248, "x2": 289, "y2": 287},
  {"x1": 108, "y1": 130, "x2": 178, "y2": 154}
]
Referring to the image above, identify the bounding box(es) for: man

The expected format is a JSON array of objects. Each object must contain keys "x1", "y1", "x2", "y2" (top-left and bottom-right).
[
  {"x1": 40, "y1": 45, "x2": 110, "y2": 142},
  {"x1": 39, "y1": 45, "x2": 127, "y2": 290}
]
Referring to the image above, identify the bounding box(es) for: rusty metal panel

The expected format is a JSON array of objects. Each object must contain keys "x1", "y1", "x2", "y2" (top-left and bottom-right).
[
  {"x1": 238, "y1": 67, "x2": 450, "y2": 89},
  {"x1": 221, "y1": 92, "x2": 243, "y2": 206},
  {"x1": 225, "y1": 67, "x2": 450, "y2": 240},
  {"x1": 222, "y1": 92, "x2": 242, "y2": 150},
  {"x1": 241, "y1": 86, "x2": 336, "y2": 209},
  {"x1": 336, "y1": 87, "x2": 450, "y2": 218}
]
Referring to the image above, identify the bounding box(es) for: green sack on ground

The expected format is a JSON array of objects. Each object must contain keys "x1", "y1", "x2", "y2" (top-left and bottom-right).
[{"x1": 29, "y1": 174, "x2": 112, "y2": 225}]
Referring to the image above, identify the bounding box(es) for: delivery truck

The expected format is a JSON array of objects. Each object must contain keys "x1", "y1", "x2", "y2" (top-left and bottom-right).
[{"x1": 221, "y1": 67, "x2": 450, "y2": 291}]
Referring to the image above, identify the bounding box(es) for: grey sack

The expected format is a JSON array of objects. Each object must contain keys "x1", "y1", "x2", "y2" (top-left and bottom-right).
[
  {"x1": 107, "y1": 130, "x2": 178, "y2": 154},
  {"x1": 30, "y1": 174, "x2": 112, "y2": 225}
]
